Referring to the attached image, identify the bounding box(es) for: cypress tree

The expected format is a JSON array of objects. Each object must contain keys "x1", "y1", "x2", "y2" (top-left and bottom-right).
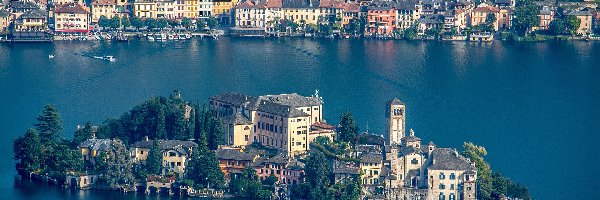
[
  {"x1": 35, "y1": 104, "x2": 64, "y2": 145},
  {"x1": 156, "y1": 108, "x2": 166, "y2": 139},
  {"x1": 146, "y1": 141, "x2": 162, "y2": 175},
  {"x1": 13, "y1": 128, "x2": 42, "y2": 171},
  {"x1": 338, "y1": 112, "x2": 359, "y2": 146}
]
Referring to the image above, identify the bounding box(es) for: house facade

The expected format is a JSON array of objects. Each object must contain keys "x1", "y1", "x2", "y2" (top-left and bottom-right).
[
  {"x1": 54, "y1": 2, "x2": 90, "y2": 35},
  {"x1": 132, "y1": 139, "x2": 198, "y2": 177}
]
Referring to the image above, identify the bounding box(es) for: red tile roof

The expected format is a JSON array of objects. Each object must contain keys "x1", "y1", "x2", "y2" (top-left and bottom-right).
[
  {"x1": 55, "y1": 3, "x2": 90, "y2": 14},
  {"x1": 473, "y1": 6, "x2": 500, "y2": 13}
]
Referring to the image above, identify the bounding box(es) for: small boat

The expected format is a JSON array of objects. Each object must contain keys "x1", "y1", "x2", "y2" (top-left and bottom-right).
[
  {"x1": 168, "y1": 34, "x2": 175, "y2": 40},
  {"x1": 104, "y1": 56, "x2": 116, "y2": 62},
  {"x1": 173, "y1": 34, "x2": 179, "y2": 40},
  {"x1": 147, "y1": 35, "x2": 155, "y2": 41},
  {"x1": 48, "y1": 55, "x2": 54, "y2": 59},
  {"x1": 185, "y1": 34, "x2": 192, "y2": 39}
]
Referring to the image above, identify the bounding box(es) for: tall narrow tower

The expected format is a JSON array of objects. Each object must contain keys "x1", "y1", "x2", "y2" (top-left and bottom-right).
[{"x1": 386, "y1": 98, "x2": 406, "y2": 145}]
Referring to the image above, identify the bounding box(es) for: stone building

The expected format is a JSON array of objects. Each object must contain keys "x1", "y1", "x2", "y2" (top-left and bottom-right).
[
  {"x1": 210, "y1": 92, "x2": 333, "y2": 157},
  {"x1": 386, "y1": 97, "x2": 406, "y2": 145},
  {"x1": 215, "y1": 148, "x2": 259, "y2": 179},
  {"x1": 426, "y1": 148, "x2": 477, "y2": 200},
  {"x1": 131, "y1": 139, "x2": 198, "y2": 177},
  {"x1": 54, "y1": 2, "x2": 90, "y2": 35}
]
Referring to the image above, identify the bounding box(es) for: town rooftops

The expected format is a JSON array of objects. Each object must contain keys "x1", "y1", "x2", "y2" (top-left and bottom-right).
[
  {"x1": 395, "y1": 0, "x2": 419, "y2": 10},
  {"x1": 494, "y1": 0, "x2": 511, "y2": 5},
  {"x1": 473, "y1": 6, "x2": 500, "y2": 13},
  {"x1": 0, "y1": 9, "x2": 10, "y2": 18},
  {"x1": 282, "y1": 0, "x2": 320, "y2": 8},
  {"x1": 55, "y1": 3, "x2": 90, "y2": 14},
  {"x1": 333, "y1": 165, "x2": 361, "y2": 175},
  {"x1": 319, "y1": 0, "x2": 344, "y2": 9},
  {"x1": 211, "y1": 92, "x2": 318, "y2": 118},
  {"x1": 9, "y1": 1, "x2": 39, "y2": 10},
  {"x1": 266, "y1": 0, "x2": 282, "y2": 8},
  {"x1": 568, "y1": 10, "x2": 592, "y2": 16},
  {"x1": 428, "y1": 148, "x2": 475, "y2": 171},
  {"x1": 79, "y1": 139, "x2": 112, "y2": 151},
  {"x1": 368, "y1": 0, "x2": 397, "y2": 11},
  {"x1": 539, "y1": 10, "x2": 553, "y2": 15},
  {"x1": 235, "y1": 0, "x2": 267, "y2": 9},
  {"x1": 356, "y1": 132, "x2": 385, "y2": 146},
  {"x1": 92, "y1": 0, "x2": 116, "y2": 5},
  {"x1": 215, "y1": 149, "x2": 258, "y2": 161},
  {"x1": 360, "y1": 153, "x2": 383, "y2": 163},
  {"x1": 341, "y1": 2, "x2": 360, "y2": 12},
  {"x1": 20, "y1": 9, "x2": 47, "y2": 19},
  {"x1": 399, "y1": 146, "x2": 422, "y2": 156}
]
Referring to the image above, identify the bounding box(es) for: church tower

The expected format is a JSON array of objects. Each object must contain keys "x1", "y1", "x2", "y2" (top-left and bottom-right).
[{"x1": 386, "y1": 98, "x2": 406, "y2": 145}]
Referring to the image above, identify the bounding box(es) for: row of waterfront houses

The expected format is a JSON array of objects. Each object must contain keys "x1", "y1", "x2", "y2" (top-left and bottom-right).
[
  {"x1": 1, "y1": 0, "x2": 599, "y2": 38},
  {"x1": 69, "y1": 92, "x2": 478, "y2": 199}
]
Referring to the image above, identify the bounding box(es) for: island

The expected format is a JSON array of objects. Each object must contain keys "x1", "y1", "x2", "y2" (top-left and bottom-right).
[{"x1": 13, "y1": 91, "x2": 531, "y2": 200}]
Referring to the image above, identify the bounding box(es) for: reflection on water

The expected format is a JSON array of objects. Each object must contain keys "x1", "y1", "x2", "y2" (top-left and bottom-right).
[{"x1": 1, "y1": 39, "x2": 599, "y2": 200}]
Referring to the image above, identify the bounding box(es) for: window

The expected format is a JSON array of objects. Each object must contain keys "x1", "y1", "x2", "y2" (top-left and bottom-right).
[
  {"x1": 450, "y1": 173, "x2": 455, "y2": 180},
  {"x1": 439, "y1": 172, "x2": 445, "y2": 180},
  {"x1": 411, "y1": 158, "x2": 418, "y2": 164},
  {"x1": 439, "y1": 184, "x2": 445, "y2": 190},
  {"x1": 449, "y1": 193, "x2": 455, "y2": 200},
  {"x1": 439, "y1": 192, "x2": 445, "y2": 200},
  {"x1": 245, "y1": 135, "x2": 249, "y2": 141},
  {"x1": 450, "y1": 184, "x2": 455, "y2": 190},
  {"x1": 169, "y1": 152, "x2": 176, "y2": 157}
]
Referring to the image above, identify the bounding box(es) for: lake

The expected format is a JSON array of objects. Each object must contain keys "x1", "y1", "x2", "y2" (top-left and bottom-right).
[{"x1": 0, "y1": 38, "x2": 598, "y2": 199}]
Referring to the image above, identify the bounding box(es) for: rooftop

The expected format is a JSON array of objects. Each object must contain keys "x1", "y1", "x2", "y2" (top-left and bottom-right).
[
  {"x1": 215, "y1": 149, "x2": 257, "y2": 161},
  {"x1": 20, "y1": 9, "x2": 47, "y2": 19},
  {"x1": 79, "y1": 139, "x2": 112, "y2": 151},
  {"x1": 55, "y1": 3, "x2": 90, "y2": 14},
  {"x1": 133, "y1": 140, "x2": 197, "y2": 156},
  {"x1": 428, "y1": 148, "x2": 475, "y2": 171},
  {"x1": 388, "y1": 97, "x2": 404, "y2": 105}
]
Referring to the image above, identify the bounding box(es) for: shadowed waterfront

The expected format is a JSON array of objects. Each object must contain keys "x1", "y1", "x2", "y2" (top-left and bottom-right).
[{"x1": 1, "y1": 38, "x2": 599, "y2": 199}]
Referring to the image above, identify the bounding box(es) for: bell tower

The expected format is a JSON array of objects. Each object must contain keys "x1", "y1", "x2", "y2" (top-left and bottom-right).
[{"x1": 386, "y1": 98, "x2": 405, "y2": 145}]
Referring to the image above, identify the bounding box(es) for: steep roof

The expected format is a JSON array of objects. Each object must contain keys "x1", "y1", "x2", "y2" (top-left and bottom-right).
[
  {"x1": 568, "y1": 10, "x2": 592, "y2": 16},
  {"x1": 0, "y1": 9, "x2": 10, "y2": 18},
  {"x1": 261, "y1": 93, "x2": 322, "y2": 107},
  {"x1": 79, "y1": 139, "x2": 112, "y2": 151},
  {"x1": 55, "y1": 3, "x2": 90, "y2": 14},
  {"x1": 428, "y1": 148, "x2": 475, "y2": 171},
  {"x1": 282, "y1": 0, "x2": 320, "y2": 8},
  {"x1": 222, "y1": 112, "x2": 252, "y2": 125},
  {"x1": 388, "y1": 97, "x2": 404, "y2": 105},
  {"x1": 9, "y1": 1, "x2": 39, "y2": 10},
  {"x1": 473, "y1": 6, "x2": 500, "y2": 13},
  {"x1": 133, "y1": 140, "x2": 197, "y2": 150},
  {"x1": 215, "y1": 149, "x2": 257, "y2": 161},
  {"x1": 20, "y1": 9, "x2": 47, "y2": 19},
  {"x1": 235, "y1": 0, "x2": 267, "y2": 9},
  {"x1": 92, "y1": 0, "x2": 116, "y2": 6},
  {"x1": 360, "y1": 153, "x2": 383, "y2": 163}
]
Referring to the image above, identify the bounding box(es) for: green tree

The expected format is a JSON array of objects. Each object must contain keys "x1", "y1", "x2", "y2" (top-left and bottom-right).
[
  {"x1": 337, "y1": 112, "x2": 358, "y2": 145},
  {"x1": 98, "y1": 15, "x2": 110, "y2": 29},
  {"x1": 181, "y1": 17, "x2": 193, "y2": 29},
  {"x1": 403, "y1": 26, "x2": 418, "y2": 40},
  {"x1": 110, "y1": 16, "x2": 121, "y2": 29},
  {"x1": 565, "y1": 15, "x2": 581, "y2": 35},
  {"x1": 121, "y1": 16, "x2": 131, "y2": 28},
  {"x1": 13, "y1": 128, "x2": 42, "y2": 171},
  {"x1": 461, "y1": 142, "x2": 492, "y2": 199},
  {"x1": 172, "y1": 108, "x2": 187, "y2": 140},
  {"x1": 156, "y1": 108, "x2": 166, "y2": 139},
  {"x1": 131, "y1": 17, "x2": 144, "y2": 31},
  {"x1": 197, "y1": 19, "x2": 207, "y2": 31},
  {"x1": 157, "y1": 18, "x2": 169, "y2": 30},
  {"x1": 146, "y1": 141, "x2": 162, "y2": 175},
  {"x1": 35, "y1": 104, "x2": 63, "y2": 145},
  {"x1": 305, "y1": 151, "x2": 330, "y2": 199},
  {"x1": 46, "y1": 144, "x2": 83, "y2": 180},
  {"x1": 262, "y1": 174, "x2": 278, "y2": 186},
  {"x1": 187, "y1": 108, "x2": 196, "y2": 140},
  {"x1": 549, "y1": 18, "x2": 566, "y2": 35},
  {"x1": 206, "y1": 17, "x2": 218, "y2": 29},
  {"x1": 102, "y1": 139, "x2": 135, "y2": 188},
  {"x1": 145, "y1": 18, "x2": 157, "y2": 30},
  {"x1": 72, "y1": 122, "x2": 94, "y2": 147},
  {"x1": 208, "y1": 118, "x2": 224, "y2": 150},
  {"x1": 512, "y1": 0, "x2": 540, "y2": 36}
]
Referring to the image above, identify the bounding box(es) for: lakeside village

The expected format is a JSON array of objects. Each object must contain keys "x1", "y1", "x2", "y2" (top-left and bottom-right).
[
  {"x1": 13, "y1": 91, "x2": 532, "y2": 200},
  {"x1": 1, "y1": 0, "x2": 600, "y2": 42}
]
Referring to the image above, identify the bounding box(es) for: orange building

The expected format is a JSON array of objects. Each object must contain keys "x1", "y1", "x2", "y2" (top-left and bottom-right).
[
  {"x1": 366, "y1": 1, "x2": 397, "y2": 35},
  {"x1": 215, "y1": 148, "x2": 259, "y2": 180}
]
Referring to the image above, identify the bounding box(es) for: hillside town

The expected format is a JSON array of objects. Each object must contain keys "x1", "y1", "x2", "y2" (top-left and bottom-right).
[
  {"x1": 12, "y1": 91, "x2": 532, "y2": 200},
  {"x1": 0, "y1": 0, "x2": 599, "y2": 41}
]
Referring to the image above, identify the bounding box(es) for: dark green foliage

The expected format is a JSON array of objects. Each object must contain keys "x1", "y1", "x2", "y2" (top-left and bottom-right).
[
  {"x1": 100, "y1": 140, "x2": 135, "y2": 188},
  {"x1": 229, "y1": 167, "x2": 271, "y2": 199},
  {"x1": 206, "y1": 17, "x2": 218, "y2": 29},
  {"x1": 181, "y1": 17, "x2": 193, "y2": 29},
  {"x1": 121, "y1": 16, "x2": 131, "y2": 28},
  {"x1": 549, "y1": 16, "x2": 580, "y2": 35},
  {"x1": 337, "y1": 112, "x2": 358, "y2": 146},
  {"x1": 72, "y1": 122, "x2": 93, "y2": 147},
  {"x1": 146, "y1": 141, "x2": 162, "y2": 175},
  {"x1": 172, "y1": 109, "x2": 187, "y2": 140},
  {"x1": 208, "y1": 118, "x2": 224, "y2": 150},
  {"x1": 131, "y1": 17, "x2": 144, "y2": 30},
  {"x1": 462, "y1": 142, "x2": 531, "y2": 200},
  {"x1": 156, "y1": 18, "x2": 168, "y2": 30},
  {"x1": 403, "y1": 26, "x2": 418, "y2": 40},
  {"x1": 145, "y1": 18, "x2": 157, "y2": 30},
  {"x1": 262, "y1": 175, "x2": 278, "y2": 186},
  {"x1": 110, "y1": 16, "x2": 121, "y2": 29},
  {"x1": 35, "y1": 104, "x2": 63, "y2": 145},
  {"x1": 46, "y1": 144, "x2": 83, "y2": 180},
  {"x1": 512, "y1": 0, "x2": 540, "y2": 35},
  {"x1": 98, "y1": 15, "x2": 110, "y2": 29},
  {"x1": 13, "y1": 128, "x2": 42, "y2": 171}
]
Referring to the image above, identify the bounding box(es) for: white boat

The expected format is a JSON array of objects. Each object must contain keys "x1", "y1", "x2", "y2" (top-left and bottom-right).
[
  {"x1": 168, "y1": 34, "x2": 174, "y2": 40},
  {"x1": 48, "y1": 55, "x2": 54, "y2": 59},
  {"x1": 147, "y1": 35, "x2": 155, "y2": 41},
  {"x1": 156, "y1": 33, "x2": 167, "y2": 41},
  {"x1": 104, "y1": 56, "x2": 116, "y2": 62}
]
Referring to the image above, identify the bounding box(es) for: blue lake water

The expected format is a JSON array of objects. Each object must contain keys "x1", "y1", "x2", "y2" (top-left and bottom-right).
[{"x1": 0, "y1": 38, "x2": 599, "y2": 199}]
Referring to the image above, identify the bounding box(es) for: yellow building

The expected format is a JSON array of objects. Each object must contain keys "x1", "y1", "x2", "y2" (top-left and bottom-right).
[
  {"x1": 359, "y1": 153, "x2": 383, "y2": 186},
  {"x1": 0, "y1": 10, "x2": 11, "y2": 33},
  {"x1": 184, "y1": 0, "x2": 199, "y2": 18},
  {"x1": 79, "y1": 139, "x2": 113, "y2": 165},
  {"x1": 134, "y1": 0, "x2": 157, "y2": 18},
  {"x1": 14, "y1": 10, "x2": 48, "y2": 32},
  {"x1": 212, "y1": 0, "x2": 239, "y2": 24},
  {"x1": 281, "y1": 0, "x2": 320, "y2": 26},
  {"x1": 568, "y1": 10, "x2": 593, "y2": 35},
  {"x1": 211, "y1": 92, "x2": 330, "y2": 157},
  {"x1": 54, "y1": 2, "x2": 90, "y2": 35},
  {"x1": 132, "y1": 139, "x2": 198, "y2": 177}
]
